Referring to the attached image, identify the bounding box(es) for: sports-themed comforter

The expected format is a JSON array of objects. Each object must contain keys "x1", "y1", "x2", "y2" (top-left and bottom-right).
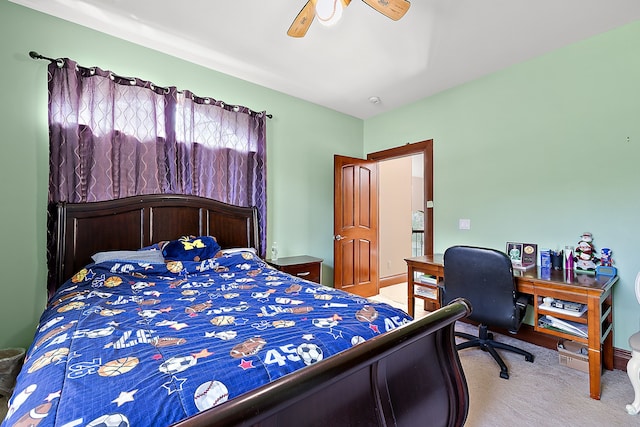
[{"x1": 2, "y1": 250, "x2": 412, "y2": 427}]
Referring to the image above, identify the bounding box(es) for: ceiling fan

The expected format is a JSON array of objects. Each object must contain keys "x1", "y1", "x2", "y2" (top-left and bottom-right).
[{"x1": 287, "y1": 0, "x2": 411, "y2": 38}]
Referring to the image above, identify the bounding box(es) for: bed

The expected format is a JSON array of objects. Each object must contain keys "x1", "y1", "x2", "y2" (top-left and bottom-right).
[{"x1": 3, "y1": 194, "x2": 470, "y2": 427}]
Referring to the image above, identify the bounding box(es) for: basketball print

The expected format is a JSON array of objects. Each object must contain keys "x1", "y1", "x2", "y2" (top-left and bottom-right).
[
  {"x1": 72, "y1": 268, "x2": 89, "y2": 283},
  {"x1": 194, "y1": 380, "x2": 229, "y2": 411},
  {"x1": 98, "y1": 357, "x2": 139, "y2": 377},
  {"x1": 57, "y1": 301, "x2": 85, "y2": 313},
  {"x1": 28, "y1": 347, "x2": 70, "y2": 373},
  {"x1": 104, "y1": 276, "x2": 123, "y2": 288},
  {"x1": 355, "y1": 305, "x2": 379, "y2": 323},
  {"x1": 166, "y1": 261, "x2": 184, "y2": 273},
  {"x1": 229, "y1": 337, "x2": 266, "y2": 358}
]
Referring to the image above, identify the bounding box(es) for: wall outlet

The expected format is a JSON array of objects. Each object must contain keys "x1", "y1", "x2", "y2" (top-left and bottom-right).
[{"x1": 459, "y1": 219, "x2": 471, "y2": 230}]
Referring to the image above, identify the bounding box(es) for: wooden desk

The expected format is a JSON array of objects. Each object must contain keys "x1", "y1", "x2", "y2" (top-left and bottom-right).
[{"x1": 405, "y1": 254, "x2": 618, "y2": 400}]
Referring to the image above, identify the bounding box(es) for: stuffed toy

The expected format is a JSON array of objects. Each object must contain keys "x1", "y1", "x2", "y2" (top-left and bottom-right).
[
  {"x1": 162, "y1": 235, "x2": 220, "y2": 262},
  {"x1": 574, "y1": 232, "x2": 598, "y2": 274}
]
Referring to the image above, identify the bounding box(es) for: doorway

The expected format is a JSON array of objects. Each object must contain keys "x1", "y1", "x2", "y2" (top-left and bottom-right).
[{"x1": 368, "y1": 140, "x2": 433, "y2": 289}]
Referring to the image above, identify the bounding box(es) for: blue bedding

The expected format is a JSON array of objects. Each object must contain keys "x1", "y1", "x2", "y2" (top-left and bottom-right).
[{"x1": 2, "y1": 251, "x2": 411, "y2": 426}]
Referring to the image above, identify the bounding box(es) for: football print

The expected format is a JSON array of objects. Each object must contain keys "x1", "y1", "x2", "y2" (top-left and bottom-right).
[
  {"x1": 229, "y1": 337, "x2": 266, "y2": 358},
  {"x1": 355, "y1": 305, "x2": 379, "y2": 322}
]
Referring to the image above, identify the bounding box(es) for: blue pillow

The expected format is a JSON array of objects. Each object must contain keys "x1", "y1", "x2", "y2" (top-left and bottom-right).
[{"x1": 162, "y1": 235, "x2": 221, "y2": 262}]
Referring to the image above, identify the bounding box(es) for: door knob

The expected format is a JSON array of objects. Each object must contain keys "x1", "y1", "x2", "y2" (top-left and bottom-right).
[{"x1": 334, "y1": 234, "x2": 344, "y2": 241}]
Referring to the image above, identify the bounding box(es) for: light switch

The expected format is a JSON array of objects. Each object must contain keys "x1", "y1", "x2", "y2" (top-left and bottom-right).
[{"x1": 459, "y1": 219, "x2": 471, "y2": 230}]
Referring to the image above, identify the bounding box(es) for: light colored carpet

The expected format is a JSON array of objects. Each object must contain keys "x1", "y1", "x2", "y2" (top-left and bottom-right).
[{"x1": 372, "y1": 283, "x2": 639, "y2": 427}]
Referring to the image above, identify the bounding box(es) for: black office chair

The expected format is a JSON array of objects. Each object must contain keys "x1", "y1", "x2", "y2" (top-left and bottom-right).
[{"x1": 442, "y1": 245, "x2": 534, "y2": 379}]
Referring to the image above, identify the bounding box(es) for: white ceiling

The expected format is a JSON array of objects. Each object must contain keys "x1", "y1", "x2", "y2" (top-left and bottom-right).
[{"x1": 13, "y1": 0, "x2": 640, "y2": 119}]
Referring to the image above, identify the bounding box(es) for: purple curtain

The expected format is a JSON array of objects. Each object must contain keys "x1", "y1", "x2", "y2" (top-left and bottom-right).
[{"x1": 48, "y1": 58, "x2": 267, "y2": 255}]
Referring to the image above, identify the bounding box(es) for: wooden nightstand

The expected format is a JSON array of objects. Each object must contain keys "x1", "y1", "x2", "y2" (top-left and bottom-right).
[{"x1": 265, "y1": 255, "x2": 323, "y2": 284}]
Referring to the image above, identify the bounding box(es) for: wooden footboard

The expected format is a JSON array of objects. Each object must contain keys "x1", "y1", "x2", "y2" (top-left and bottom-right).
[{"x1": 174, "y1": 299, "x2": 471, "y2": 427}]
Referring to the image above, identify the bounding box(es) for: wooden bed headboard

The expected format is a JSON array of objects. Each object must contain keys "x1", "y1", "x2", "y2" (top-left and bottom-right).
[{"x1": 47, "y1": 194, "x2": 259, "y2": 296}]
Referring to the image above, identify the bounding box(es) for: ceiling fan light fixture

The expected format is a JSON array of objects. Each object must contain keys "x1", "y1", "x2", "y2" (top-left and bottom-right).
[{"x1": 315, "y1": 0, "x2": 343, "y2": 27}]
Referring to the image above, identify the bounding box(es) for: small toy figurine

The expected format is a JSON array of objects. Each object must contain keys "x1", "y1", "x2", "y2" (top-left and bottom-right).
[
  {"x1": 600, "y1": 248, "x2": 613, "y2": 267},
  {"x1": 574, "y1": 232, "x2": 598, "y2": 274}
]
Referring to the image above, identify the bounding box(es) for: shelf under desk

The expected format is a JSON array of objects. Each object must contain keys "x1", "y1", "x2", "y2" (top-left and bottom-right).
[{"x1": 405, "y1": 254, "x2": 618, "y2": 400}]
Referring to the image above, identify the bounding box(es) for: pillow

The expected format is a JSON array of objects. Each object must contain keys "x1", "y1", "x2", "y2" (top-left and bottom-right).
[
  {"x1": 218, "y1": 247, "x2": 257, "y2": 255},
  {"x1": 91, "y1": 249, "x2": 165, "y2": 264},
  {"x1": 162, "y1": 235, "x2": 221, "y2": 262}
]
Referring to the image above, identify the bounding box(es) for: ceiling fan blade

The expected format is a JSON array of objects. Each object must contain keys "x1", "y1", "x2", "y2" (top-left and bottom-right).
[
  {"x1": 361, "y1": 0, "x2": 411, "y2": 21},
  {"x1": 287, "y1": 1, "x2": 316, "y2": 38}
]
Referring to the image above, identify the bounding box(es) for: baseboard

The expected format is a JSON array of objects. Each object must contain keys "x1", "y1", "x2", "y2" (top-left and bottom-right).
[
  {"x1": 460, "y1": 319, "x2": 630, "y2": 372},
  {"x1": 379, "y1": 274, "x2": 406, "y2": 288}
]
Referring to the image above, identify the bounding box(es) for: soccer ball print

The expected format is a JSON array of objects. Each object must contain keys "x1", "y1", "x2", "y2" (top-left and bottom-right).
[{"x1": 296, "y1": 343, "x2": 323, "y2": 365}]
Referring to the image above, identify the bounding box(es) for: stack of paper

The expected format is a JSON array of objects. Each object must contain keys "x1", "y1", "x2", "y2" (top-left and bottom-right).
[
  {"x1": 416, "y1": 273, "x2": 438, "y2": 285},
  {"x1": 538, "y1": 315, "x2": 588, "y2": 338}
]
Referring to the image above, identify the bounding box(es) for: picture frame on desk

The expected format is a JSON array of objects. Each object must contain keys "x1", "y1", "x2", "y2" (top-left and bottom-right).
[{"x1": 507, "y1": 242, "x2": 537, "y2": 270}]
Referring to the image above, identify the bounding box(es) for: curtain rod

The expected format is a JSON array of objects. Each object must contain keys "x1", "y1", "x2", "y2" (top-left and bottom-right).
[{"x1": 29, "y1": 51, "x2": 273, "y2": 119}]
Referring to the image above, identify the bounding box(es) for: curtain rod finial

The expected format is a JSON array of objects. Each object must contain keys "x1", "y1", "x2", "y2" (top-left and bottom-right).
[{"x1": 29, "y1": 51, "x2": 40, "y2": 59}]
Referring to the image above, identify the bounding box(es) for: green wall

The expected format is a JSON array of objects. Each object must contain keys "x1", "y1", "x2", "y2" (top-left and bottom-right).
[
  {"x1": 364, "y1": 20, "x2": 640, "y2": 351},
  {"x1": 0, "y1": 1, "x2": 362, "y2": 349}
]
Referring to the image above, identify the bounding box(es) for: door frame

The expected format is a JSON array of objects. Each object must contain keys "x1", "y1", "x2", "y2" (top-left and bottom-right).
[{"x1": 367, "y1": 139, "x2": 434, "y2": 256}]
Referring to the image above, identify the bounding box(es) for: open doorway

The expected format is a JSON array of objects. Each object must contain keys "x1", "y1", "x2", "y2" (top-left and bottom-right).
[
  {"x1": 368, "y1": 140, "x2": 433, "y2": 289},
  {"x1": 377, "y1": 154, "x2": 424, "y2": 287}
]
